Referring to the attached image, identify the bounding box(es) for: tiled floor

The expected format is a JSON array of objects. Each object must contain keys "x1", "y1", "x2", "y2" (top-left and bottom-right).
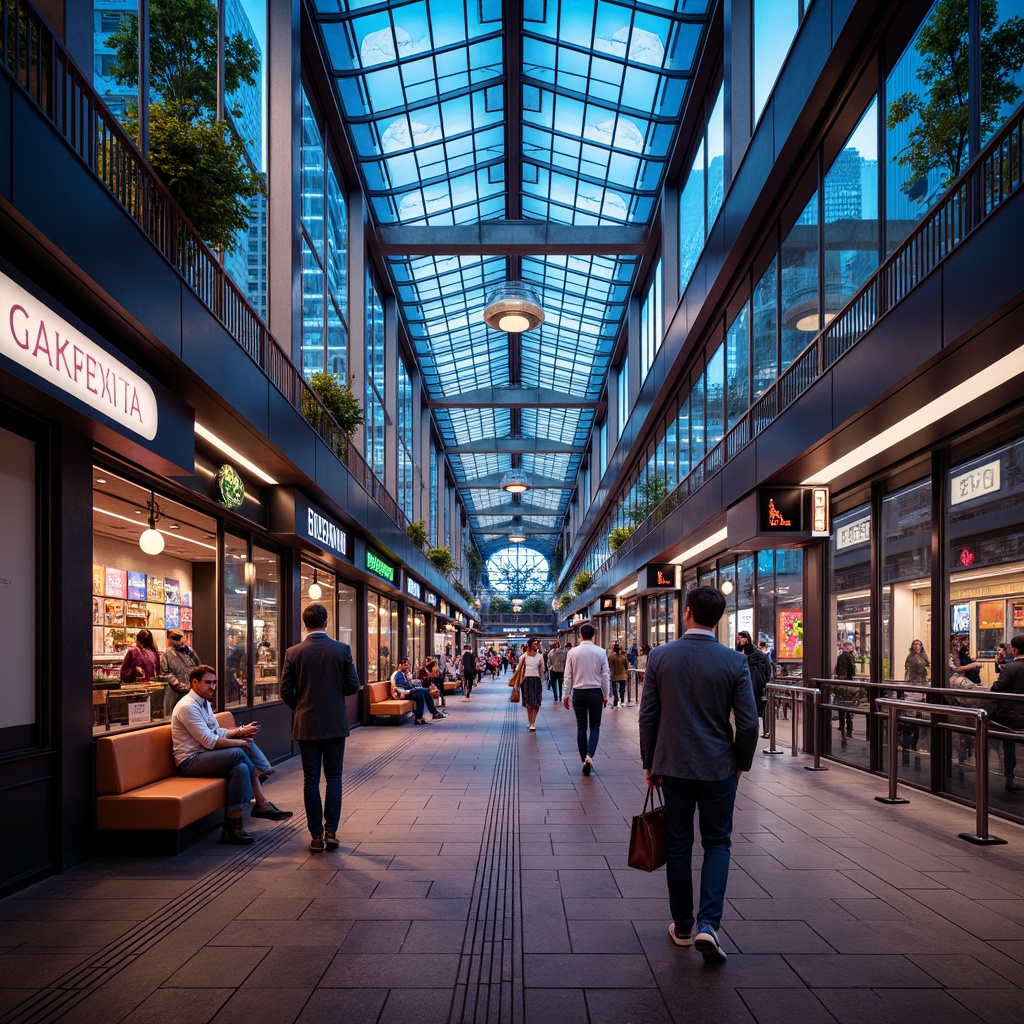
[{"x1": 3, "y1": 678, "x2": 1024, "y2": 1023}]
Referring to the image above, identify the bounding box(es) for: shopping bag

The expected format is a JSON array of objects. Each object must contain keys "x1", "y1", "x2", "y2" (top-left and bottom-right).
[
  {"x1": 509, "y1": 686, "x2": 520, "y2": 703},
  {"x1": 429, "y1": 684, "x2": 440, "y2": 698},
  {"x1": 627, "y1": 785, "x2": 667, "y2": 872}
]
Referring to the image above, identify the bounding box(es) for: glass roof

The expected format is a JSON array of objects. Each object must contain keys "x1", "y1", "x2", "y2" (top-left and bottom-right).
[{"x1": 312, "y1": 0, "x2": 714, "y2": 558}]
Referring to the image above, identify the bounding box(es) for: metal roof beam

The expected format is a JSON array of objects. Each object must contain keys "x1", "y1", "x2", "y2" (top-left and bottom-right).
[
  {"x1": 449, "y1": 437, "x2": 580, "y2": 454},
  {"x1": 377, "y1": 222, "x2": 648, "y2": 256},
  {"x1": 457, "y1": 472, "x2": 570, "y2": 490},
  {"x1": 430, "y1": 386, "x2": 598, "y2": 409}
]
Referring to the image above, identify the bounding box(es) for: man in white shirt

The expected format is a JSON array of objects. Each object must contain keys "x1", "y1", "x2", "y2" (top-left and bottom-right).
[
  {"x1": 562, "y1": 622, "x2": 611, "y2": 775},
  {"x1": 172, "y1": 665, "x2": 292, "y2": 845}
]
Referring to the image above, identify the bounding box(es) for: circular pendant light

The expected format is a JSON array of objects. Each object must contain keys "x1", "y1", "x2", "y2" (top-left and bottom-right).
[{"x1": 482, "y1": 281, "x2": 544, "y2": 333}]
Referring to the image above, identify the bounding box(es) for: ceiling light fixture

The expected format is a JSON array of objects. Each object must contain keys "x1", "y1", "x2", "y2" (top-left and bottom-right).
[
  {"x1": 720, "y1": 579, "x2": 734, "y2": 595},
  {"x1": 482, "y1": 280, "x2": 544, "y2": 333},
  {"x1": 194, "y1": 423, "x2": 278, "y2": 485},
  {"x1": 308, "y1": 567, "x2": 322, "y2": 600},
  {"x1": 509, "y1": 516, "x2": 526, "y2": 543},
  {"x1": 500, "y1": 469, "x2": 530, "y2": 494},
  {"x1": 139, "y1": 491, "x2": 165, "y2": 555}
]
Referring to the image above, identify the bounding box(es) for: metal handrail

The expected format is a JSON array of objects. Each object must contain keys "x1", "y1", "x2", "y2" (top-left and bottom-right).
[
  {"x1": 875, "y1": 698, "x2": 1005, "y2": 846},
  {"x1": 584, "y1": 99, "x2": 1024, "y2": 596},
  {"x1": 764, "y1": 682, "x2": 826, "y2": 770},
  {"x1": 0, "y1": 0, "x2": 414, "y2": 534}
]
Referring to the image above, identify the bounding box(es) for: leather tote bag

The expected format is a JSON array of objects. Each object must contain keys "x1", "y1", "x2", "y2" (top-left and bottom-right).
[{"x1": 627, "y1": 785, "x2": 667, "y2": 872}]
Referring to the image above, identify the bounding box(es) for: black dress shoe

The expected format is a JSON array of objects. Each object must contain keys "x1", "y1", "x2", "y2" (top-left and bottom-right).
[
  {"x1": 309, "y1": 835, "x2": 325, "y2": 852},
  {"x1": 251, "y1": 802, "x2": 293, "y2": 821},
  {"x1": 219, "y1": 825, "x2": 255, "y2": 845},
  {"x1": 324, "y1": 831, "x2": 340, "y2": 849}
]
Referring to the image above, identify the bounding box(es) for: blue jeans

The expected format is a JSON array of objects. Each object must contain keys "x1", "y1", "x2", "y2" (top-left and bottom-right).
[
  {"x1": 662, "y1": 774, "x2": 738, "y2": 932},
  {"x1": 242, "y1": 742, "x2": 272, "y2": 774},
  {"x1": 178, "y1": 748, "x2": 254, "y2": 812},
  {"x1": 299, "y1": 737, "x2": 346, "y2": 837},
  {"x1": 572, "y1": 688, "x2": 604, "y2": 761},
  {"x1": 612, "y1": 679, "x2": 626, "y2": 705}
]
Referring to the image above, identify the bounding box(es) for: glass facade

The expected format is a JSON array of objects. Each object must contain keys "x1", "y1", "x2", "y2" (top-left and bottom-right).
[{"x1": 365, "y1": 271, "x2": 386, "y2": 483}]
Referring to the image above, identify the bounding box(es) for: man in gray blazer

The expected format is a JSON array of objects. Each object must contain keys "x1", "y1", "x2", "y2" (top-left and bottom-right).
[
  {"x1": 279, "y1": 603, "x2": 361, "y2": 852},
  {"x1": 639, "y1": 586, "x2": 758, "y2": 963}
]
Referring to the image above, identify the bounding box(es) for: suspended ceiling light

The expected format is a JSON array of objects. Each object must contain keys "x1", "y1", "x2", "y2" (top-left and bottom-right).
[
  {"x1": 509, "y1": 527, "x2": 526, "y2": 544},
  {"x1": 500, "y1": 469, "x2": 530, "y2": 494},
  {"x1": 139, "y1": 491, "x2": 165, "y2": 555},
  {"x1": 721, "y1": 579, "x2": 734, "y2": 596},
  {"x1": 483, "y1": 280, "x2": 544, "y2": 333},
  {"x1": 308, "y1": 567, "x2": 322, "y2": 601}
]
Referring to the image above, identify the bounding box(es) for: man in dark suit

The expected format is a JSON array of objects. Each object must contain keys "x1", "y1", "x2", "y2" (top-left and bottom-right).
[
  {"x1": 639, "y1": 586, "x2": 758, "y2": 964},
  {"x1": 279, "y1": 603, "x2": 361, "y2": 852}
]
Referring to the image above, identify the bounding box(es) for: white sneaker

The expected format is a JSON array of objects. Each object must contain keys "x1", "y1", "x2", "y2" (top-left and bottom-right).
[
  {"x1": 668, "y1": 923, "x2": 695, "y2": 947},
  {"x1": 693, "y1": 924, "x2": 727, "y2": 963}
]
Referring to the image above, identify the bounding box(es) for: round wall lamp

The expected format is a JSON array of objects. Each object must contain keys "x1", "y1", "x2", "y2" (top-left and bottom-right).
[
  {"x1": 482, "y1": 280, "x2": 544, "y2": 333},
  {"x1": 308, "y1": 568, "x2": 322, "y2": 600},
  {"x1": 720, "y1": 579, "x2": 734, "y2": 596},
  {"x1": 139, "y1": 491, "x2": 165, "y2": 555}
]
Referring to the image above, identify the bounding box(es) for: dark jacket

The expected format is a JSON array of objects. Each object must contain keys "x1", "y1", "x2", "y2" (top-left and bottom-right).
[
  {"x1": 835, "y1": 650, "x2": 856, "y2": 680},
  {"x1": 639, "y1": 631, "x2": 758, "y2": 780},
  {"x1": 990, "y1": 659, "x2": 1024, "y2": 729},
  {"x1": 279, "y1": 632, "x2": 361, "y2": 740}
]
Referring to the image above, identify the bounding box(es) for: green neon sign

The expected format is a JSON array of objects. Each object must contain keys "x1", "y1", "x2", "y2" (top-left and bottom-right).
[{"x1": 365, "y1": 549, "x2": 395, "y2": 582}]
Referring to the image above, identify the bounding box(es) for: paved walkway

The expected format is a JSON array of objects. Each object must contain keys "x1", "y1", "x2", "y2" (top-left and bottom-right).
[{"x1": 2, "y1": 677, "x2": 1024, "y2": 1024}]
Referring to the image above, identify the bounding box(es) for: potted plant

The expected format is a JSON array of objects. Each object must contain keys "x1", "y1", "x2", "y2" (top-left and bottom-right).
[
  {"x1": 572, "y1": 570, "x2": 592, "y2": 597},
  {"x1": 558, "y1": 593, "x2": 573, "y2": 610},
  {"x1": 427, "y1": 546, "x2": 456, "y2": 576},
  {"x1": 608, "y1": 525, "x2": 634, "y2": 552},
  {"x1": 405, "y1": 520, "x2": 428, "y2": 547},
  {"x1": 302, "y1": 372, "x2": 365, "y2": 458}
]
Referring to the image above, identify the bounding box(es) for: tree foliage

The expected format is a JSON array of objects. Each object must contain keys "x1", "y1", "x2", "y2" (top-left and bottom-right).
[
  {"x1": 489, "y1": 596, "x2": 512, "y2": 614},
  {"x1": 886, "y1": 0, "x2": 1024, "y2": 203},
  {"x1": 628, "y1": 476, "x2": 669, "y2": 528},
  {"x1": 107, "y1": 0, "x2": 265, "y2": 252}
]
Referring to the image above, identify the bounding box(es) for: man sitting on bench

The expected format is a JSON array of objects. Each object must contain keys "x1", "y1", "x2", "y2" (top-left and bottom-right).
[
  {"x1": 171, "y1": 665, "x2": 293, "y2": 845},
  {"x1": 391, "y1": 657, "x2": 446, "y2": 724}
]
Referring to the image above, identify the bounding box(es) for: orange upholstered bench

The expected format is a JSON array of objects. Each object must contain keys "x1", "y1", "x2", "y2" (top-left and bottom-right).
[
  {"x1": 367, "y1": 680, "x2": 414, "y2": 723},
  {"x1": 94, "y1": 712, "x2": 235, "y2": 852}
]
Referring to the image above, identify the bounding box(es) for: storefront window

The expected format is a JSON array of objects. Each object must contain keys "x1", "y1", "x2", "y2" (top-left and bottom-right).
[
  {"x1": 301, "y1": 562, "x2": 336, "y2": 638},
  {"x1": 646, "y1": 593, "x2": 677, "y2": 647},
  {"x1": 338, "y1": 582, "x2": 356, "y2": 648},
  {"x1": 251, "y1": 546, "x2": 280, "y2": 704},
  {"x1": 92, "y1": 469, "x2": 217, "y2": 732},
  {"x1": 406, "y1": 606, "x2": 427, "y2": 669},
  {"x1": 881, "y1": 479, "x2": 932, "y2": 684},
  {"x1": 367, "y1": 590, "x2": 397, "y2": 684},
  {"x1": 224, "y1": 533, "x2": 249, "y2": 709}
]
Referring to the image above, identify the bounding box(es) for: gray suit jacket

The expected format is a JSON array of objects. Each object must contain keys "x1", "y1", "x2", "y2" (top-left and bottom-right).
[
  {"x1": 638, "y1": 631, "x2": 758, "y2": 780},
  {"x1": 279, "y1": 632, "x2": 361, "y2": 741}
]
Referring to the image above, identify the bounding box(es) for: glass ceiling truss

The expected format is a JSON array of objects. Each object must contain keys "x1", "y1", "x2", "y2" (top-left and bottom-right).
[{"x1": 310, "y1": 1, "x2": 716, "y2": 563}]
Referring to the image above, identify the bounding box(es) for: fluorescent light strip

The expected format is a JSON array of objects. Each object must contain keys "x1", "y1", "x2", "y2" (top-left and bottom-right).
[
  {"x1": 802, "y1": 343, "x2": 1024, "y2": 485},
  {"x1": 194, "y1": 423, "x2": 278, "y2": 485},
  {"x1": 670, "y1": 527, "x2": 728, "y2": 566},
  {"x1": 93, "y1": 506, "x2": 217, "y2": 551},
  {"x1": 616, "y1": 582, "x2": 638, "y2": 598}
]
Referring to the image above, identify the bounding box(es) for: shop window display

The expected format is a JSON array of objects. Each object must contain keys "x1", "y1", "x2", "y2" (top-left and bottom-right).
[{"x1": 92, "y1": 470, "x2": 216, "y2": 732}]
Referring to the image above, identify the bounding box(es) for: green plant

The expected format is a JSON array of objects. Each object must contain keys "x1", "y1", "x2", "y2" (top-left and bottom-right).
[
  {"x1": 608, "y1": 525, "x2": 634, "y2": 552},
  {"x1": 548, "y1": 536, "x2": 565, "y2": 582},
  {"x1": 489, "y1": 596, "x2": 512, "y2": 614},
  {"x1": 108, "y1": 0, "x2": 265, "y2": 253},
  {"x1": 427, "y1": 546, "x2": 456, "y2": 576},
  {"x1": 452, "y1": 580, "x2": 471, "y2": 602},
  {"x1": 405, "y1": 520, "x2": 428, "y2": 548},
  {"x1": 558, "y1": 593, "x2": 573, "y2": 610},
  {"x1": 628, "y1": 476, "x2": 669, "y2": 528},
  {"x1": 302, "y1": 372, "x2": 365, "y2": 457},
  {"x1": 571, "y1": 570, "x2": 592, "y2": 597},
  {"x1": 465, "y1": 544, "x2": 484, "y2": 591},
  {"x1": 522, "y1": 596, "x2": 549, "y2": 613}
]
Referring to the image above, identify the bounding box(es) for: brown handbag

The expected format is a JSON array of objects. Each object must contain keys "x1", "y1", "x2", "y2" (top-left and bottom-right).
[
  {"x1": 509, "y1": 659, "x2": 525, "y2": 687},
  {"x1": 627, "y1": 785, "x2": 667, "y2": 872},
  {"x1": 509, "y1": 685, "x2": 520, "y2": 703}
]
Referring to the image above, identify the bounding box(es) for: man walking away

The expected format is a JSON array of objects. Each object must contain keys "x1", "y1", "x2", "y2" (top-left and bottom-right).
[
  {"x1": 461, "y1": 645, "x2": 478, "y2": 700},
  {"x1": 563, "y1": 622, "x2": 610, "y2": 775},
  {"x1": 279, "y1": 603, "x2": 361, "y2": 852},
  {"x1": 547, "y1": 641, "x2": 566, "y2": 705},
  {"x1": 639, "y1": 586, "x2": 758, "y2": 964}
]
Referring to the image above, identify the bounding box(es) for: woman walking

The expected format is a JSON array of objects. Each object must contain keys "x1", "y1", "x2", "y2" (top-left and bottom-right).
[{"x1": 520, "y1": 637, "x2": 547, "y2": 731}]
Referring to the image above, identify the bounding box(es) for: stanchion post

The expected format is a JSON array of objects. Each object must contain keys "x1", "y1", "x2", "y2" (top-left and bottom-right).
[
  {"x1": 806, "y1": 690, "x2": 828, "y2": 771},
  {"x1": 875, "y1": 702, "x2": 909, "y2": 805},
  {"x1": 764, "y1": 682, "x2": 783, "y2": 756},
  {"x1": 959, "y1": 710, "x2": 1006, "y2": 846}
]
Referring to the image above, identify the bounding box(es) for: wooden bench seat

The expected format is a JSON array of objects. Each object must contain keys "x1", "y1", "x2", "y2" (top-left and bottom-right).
[
  {"x1": 94, "y1": 712, "x2": 235, "y2": 853},
  {"x1": 367, "y1": 679, "x2": 414, "y2": 723}
]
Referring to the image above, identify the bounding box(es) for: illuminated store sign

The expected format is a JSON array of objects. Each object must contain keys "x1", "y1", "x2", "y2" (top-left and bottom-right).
[
  {"x1": 306, "y1": 507, "x2": 347, "y2": 559},
  {"x1": 836, "y1": 515, "x2": 870, "y2": 550},
  {"x1": 425, "y1": 590, "x2": 438, "y2": 608},
  {"x1": 366, "y1": 549, "x2": 396, "y2": 583},
  {"x1": 599, "y1": 596, "x2": 617, "y2": 612},
  {"x1": 406, "y1": 577, "x2": 422, "y2": 600},
  {"x1": 642, "y1": 564, "x2": 680, "y2": 592},
  {"x1": 2, "y1": 270, "x2": 158, "y2": 439},
  {"x1": 951, "y1": 459, "x2": 1001, "y2": 506}
]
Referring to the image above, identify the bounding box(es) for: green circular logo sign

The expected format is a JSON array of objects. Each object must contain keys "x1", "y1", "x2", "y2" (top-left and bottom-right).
[{"x1": 217, "y1": 464, "x2": 245, "y2": 510}]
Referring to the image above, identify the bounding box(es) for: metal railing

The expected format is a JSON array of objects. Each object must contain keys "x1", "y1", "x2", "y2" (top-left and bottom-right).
[
  {"x1": 0, "y1": 0, "x2": 409, "y2": 535},
  {"x1": 764, "y1": 682, "x2": 827, "y2": 771},
  {"x1": 876, "y1": 698, "x2": 1005, "y2": 846},
  {"x1": 582, "y1": 99, "x2": 1024, "y2": 596}
]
